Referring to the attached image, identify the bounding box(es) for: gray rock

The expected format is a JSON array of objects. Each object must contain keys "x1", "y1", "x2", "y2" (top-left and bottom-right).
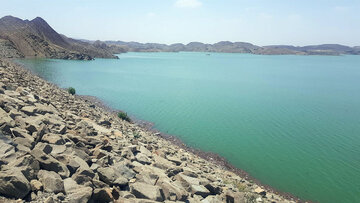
[
  {"x1": 20, "y1": 106, "x2": 36, "y2": 116},
  {"x1": 31, "y1": 148, "x2": 70, "y2": 178},
  {"x1": 166, "y1": 156, "x2": 182, "y2": 166},
  {"x1": 38, "y1": 170, "x2": 64, "y2": 193},
  {"x1": 13, "y1": 137, "x2": 35, "y2": 150},
  {"x1": 64, "y1": 178, "x2": 82, "y2": 194},
  {"x1": 130, "y1": 182, "x2": 164, "y2": 201},
  {"x1": 44, "y1": 196, "x2": 55, "y2": 203},
  {"x1": 42, "y1": 133, "x2": 65, "y2": 145},
  {"x1": 33, "y1": 142, "x2": 53, "y2": 154},
  {"x1": 113, "y1": 163, "x2": 136, "y2": 179},
  {"x1": 201, "y1": 195, "x2": 223, "y2": 203},
  {"x1": 97, "y1": 167, "x2": 128, "y2": 187},
  {"x1": 0, "y1": 169, "x2": 31, "y2": 199},
  {"x1": 5, "y1": 154, "x2": 40, "y2": 181},
  {"x1": 91, "y1": 188, "x2": 113, "y2": 203},
  {"x1": 175, "y1": 174, "x2": 210, "y2": 197},
  {"x1": 66, "y1": 186, "x2": 93, "y2": 203},
  {"x1": 135, "y1": 153, "x2": 151, "y2": 165},
  {"x1": 30, "y1": 179, "x2": 43, "y2": 191},
  {"x1": 11, "y1": 127, "x2": 34, "y2": 142},
  {"x1": 0, "y1": 107, "x2": 13, "y2": 127},
  {"x1": 157, "y1": 178, "x2": 188, "y2": 201},
  {"x1": 0, "y1": 134, "x2": 16, "y2": 165},
  {"x1": 191, "y1": 184, "x2": 210, "y2": 198}
]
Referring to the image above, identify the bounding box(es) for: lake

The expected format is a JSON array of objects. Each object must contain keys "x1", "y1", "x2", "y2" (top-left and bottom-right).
[{"x1": 19, "y1": 52, "x2": 360, "y2": 203}]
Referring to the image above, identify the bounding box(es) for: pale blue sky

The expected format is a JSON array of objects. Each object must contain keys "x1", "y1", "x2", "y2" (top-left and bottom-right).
[{"x1": 1, "y1": 0, "x2": 359, "y2": 46}]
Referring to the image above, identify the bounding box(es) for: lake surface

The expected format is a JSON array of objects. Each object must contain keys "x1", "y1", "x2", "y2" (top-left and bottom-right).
[{"x1": 19, "y1": 52, "x2": 360, "y2": 203}]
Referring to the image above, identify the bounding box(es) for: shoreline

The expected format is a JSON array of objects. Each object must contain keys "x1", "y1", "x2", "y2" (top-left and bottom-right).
[
  {"x1": 5, "y1": 57, "x2": 304, "y2": 202},
  {"x1": 79, "y1": 94, "x2": 306, "y2": 203}
]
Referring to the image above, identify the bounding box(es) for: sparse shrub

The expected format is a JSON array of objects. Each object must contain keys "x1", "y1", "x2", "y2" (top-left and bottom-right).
[
  {"x1": 134, "y1": 133, "x2": 141, "y2": 139},
  {"x1": 118, "y1": 111, "x2": 131, "y2": 122},
  {"x1": 68, "y1": 87, "x2": 76, "y2": 95}
]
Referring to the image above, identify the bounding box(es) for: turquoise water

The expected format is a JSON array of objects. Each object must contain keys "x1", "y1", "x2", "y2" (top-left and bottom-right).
[{"x1": 20, "y1": 52, "x2": 360, "y2": 203}]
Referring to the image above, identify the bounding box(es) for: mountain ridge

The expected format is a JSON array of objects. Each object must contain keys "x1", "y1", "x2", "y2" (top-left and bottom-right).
[
  {"x1": 0, "y1": 16, "x2": 120, "y2": 60},
  {"x1": 103, "y1": 40, "x2": 360, "y2": 55},
  {"x1": 1, "y1": 15, "x2": 359, "y2": 58}
]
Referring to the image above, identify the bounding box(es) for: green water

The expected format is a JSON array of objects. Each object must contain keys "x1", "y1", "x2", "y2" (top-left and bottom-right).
[{"x1": 19, "y1": 52, "x2": 360, "y2": 202}]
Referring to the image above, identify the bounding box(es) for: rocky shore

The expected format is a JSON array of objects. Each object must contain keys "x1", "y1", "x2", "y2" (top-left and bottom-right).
[{"x1": 0, "y1": 58, "x2": 298, "y2": 202}]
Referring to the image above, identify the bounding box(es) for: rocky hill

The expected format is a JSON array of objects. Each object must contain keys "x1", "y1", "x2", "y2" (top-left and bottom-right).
[
  {"x1": 105, "y1": 40, "x2": 360, "y2": 55},
  {"x1": 0, "y1": 16, "x2": 119, "y2": 60},
  {"x1": 0, "y1": 58, "x2": 300, "y2": 202}
]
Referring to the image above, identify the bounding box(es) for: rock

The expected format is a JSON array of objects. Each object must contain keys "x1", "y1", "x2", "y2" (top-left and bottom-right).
[
  {"x1": 30, "y1": 180, "x2": 43, "y2": 191},
  {"x1": 25, "y1": 124, "x2": 38, "y2": 134},
  {"x1": 31, "y1": 149, "x2": 70, "y2": 178},
  {"x1": 224, "y1": 191, "x2": 246, "y2": 203},
  {"x1": 42, "y1": 133, "x2": 65, "y2": 145},
  {"x1": 99, "y1": 119, "x2": 111, "y2": 126},
  {"x1": 157, "y1": 178, "x2": 188, "y2": 201},
  {"x1": 13, "y1": 137, "x2": 35, "y2": 150},
  {"x1": 139, "y1": 146, "x2": 152, "y2": 157},
  {"x1": 37, "y1": 170, "x2": 65, "y2": 193},
  {"x1": 205, "y1": 183, "x2": 221, "y2": 195},
  {"x1": 5, "y1": 155, "x2": 40, "y2": 181},
  {"x1": 49, "y1": 144, "x2": 67, "y2": 156},
  {"x1": 130, "y1": 182, "x2": 164, "y2": 201},
  {"x1": 33, "y1": 142, "x2": 53, "y2": 154},
  {"x1": 113, "y1": 163, "x2": 136, "y2": 179},
  {"x1": 0, "y1": 107, "x2": 14, "y2": 122},
  {"x1": 0, "y1": 107, "x2": 15, "y2": 130},
  {"x1": 20, "y1": 106, "x2": 36, "y2": 116},
  {"x1": 153, "y1": 155, "x2": 174, "y2": 170},
  {"x1": 44, "y1": 197, "x2": 55, "y2": 203},
  {"x1": 166, "y1": 156, "x2": 182, "y2": 166},
  {"x1": 135, "y1": 153, "x2": 151, "y2": 165},
  {"x1": 66, "y1": 186, "x2": 93, "y2": 203},
  {"x1": 97, "y1": 167, "x2": 128, "y2": 187},
  {"x1": 58, "y1": 125, "x2": 67, "y2": 134},
  {"x1": 64, "y1": 178, "x2": 79, "y2": 194},
  {"x1": 256, "y1": 197, "x2": 263, "y2": 202},
  {"x1": 0, "y1": 169, "x2": 31, "y2": 199},
  {"x1": 91, "y1": 188, "x2": 114, "y2": 203},
  {"x1": 0, "y1": 134, "x2": 16, "y2": 165},
  {"x1": 254, "y1": 186, "x2": 266, "y2": 197},
  {"x1": 201, "y1": 195, "x2": 223, "y2": 203},
  {"x1": 175, "y1": 174, "x2": 210, "y2": 198},
  {"x1": 191, "y1": 184, "x2": 210, "y2": 198}
]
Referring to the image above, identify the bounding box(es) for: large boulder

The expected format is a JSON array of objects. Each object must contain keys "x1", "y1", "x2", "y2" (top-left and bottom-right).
[
  {"x1": 0, "y1": 108, "x2": 15, "y2": 134},
  {"x1": 113, "y1": 163, "x2": 136, "y2": 179},
  {"x1": 175, "y1": 173, "x2": 210, "y2": 198},
  {"x1": 0, "y1": 134, "x2": 16, "y2": 165},
  {"x1": 135, "y1": 153, "x2": 151, "y2": 165},
  {"x1": 91, "y1": 188, "x2": 114, "y2": 203},
  {"x1": 130, "y1": 182, "x2": 164, "y2": 201},
  {"x1": 42, "y1": 134, "x2": 66, "y2": 145},
  {"x1": 66, "y1": 186, "x2": 93, "y2": 203},
  {"x1": 97, "y1": 167, "x2": 128, "y2": 187},
  {"x1": 156, "y1": 178, "x2": 188, "y2": 201},
  {"x1": 0, "y1": 169, "x2": 31, "y2": 199},
  {"x1": 64, "y1": 177, "x2": 93, "y2": 203},
  {"x1": 4, "y1": 154, "x2": 40, "y2": 181},
  {"x1": 31, "y1": 148, "x2": 70, "y2": 178},
  {"x1": 37, "y1": 170, "x2": 64, "y2": 193}
]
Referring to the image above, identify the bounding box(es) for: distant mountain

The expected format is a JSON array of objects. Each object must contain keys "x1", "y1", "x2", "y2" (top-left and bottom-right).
[
  {"x1": 104, "y1": 40, "x2": 360, "y2": 55},
  {"x1": 0, "y1": 16, "x2": 119, "y2": 60},
  {"x1": 1, "y1": 16, "x2": 358, "y2": 58}
]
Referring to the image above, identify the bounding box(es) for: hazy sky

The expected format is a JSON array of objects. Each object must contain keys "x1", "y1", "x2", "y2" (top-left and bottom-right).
[{"x1": 1, "y1": 0, "x2": 359, "y2": 46}]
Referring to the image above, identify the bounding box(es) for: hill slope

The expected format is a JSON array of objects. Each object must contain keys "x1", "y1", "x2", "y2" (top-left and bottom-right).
[{"x1": 0, "y1": 16, "x2": 119, "y2": 60}]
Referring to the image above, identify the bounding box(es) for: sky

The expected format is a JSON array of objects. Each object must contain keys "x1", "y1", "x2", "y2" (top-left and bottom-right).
[{"x1": 1, "y1": 0, "x2": 359, "y2": 46}]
